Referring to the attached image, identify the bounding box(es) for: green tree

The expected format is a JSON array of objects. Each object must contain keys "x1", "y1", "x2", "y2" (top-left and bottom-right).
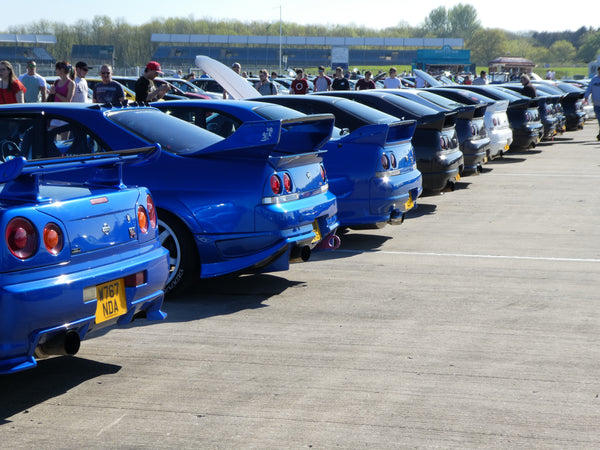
[
  {"x1": 422, "y1": 7, "x2": 450, "y2": 37},
  {"x1": 448, "y1": 4, "x2": 481, "y2": 41},
  {"x1": 577, "y1": 30, "x2": 600, "y2": 62},
  {"x1": 547, "y1": 40, "x2": 576, "y2": 64},
  {"x1": 467, "y1": 29, "x2": 508, "y2": 66}
]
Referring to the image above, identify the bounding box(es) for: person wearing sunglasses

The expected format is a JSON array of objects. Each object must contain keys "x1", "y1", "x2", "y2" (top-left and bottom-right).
[
  {"x1": 19, "y1": 60, "x2": 47, "y2": 102},
  {"x1": 0, "y1": 60, "x2": 26, "y2": 104},
  {"x1": 93, "y1": 64, "x2": 125, "y2": 105},
  {"x1": 72, "y1": 61, "x2": 90, "y2": 103}
]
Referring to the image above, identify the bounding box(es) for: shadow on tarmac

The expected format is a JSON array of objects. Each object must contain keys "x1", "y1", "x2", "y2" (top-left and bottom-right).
[
  {"x1": 487, "y1": 156, "x2": 527, "y2": 164},
  {"x1": 0, "y1": 357, "x2": 121, "y2": 425},
  {"x1": 163, "y1": 273, "x2": 304, "y2": 322}
]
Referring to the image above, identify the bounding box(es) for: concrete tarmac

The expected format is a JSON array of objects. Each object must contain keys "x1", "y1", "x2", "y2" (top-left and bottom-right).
[{"x1": 2, "y1": 123, "x2": 600, "y2": 449}]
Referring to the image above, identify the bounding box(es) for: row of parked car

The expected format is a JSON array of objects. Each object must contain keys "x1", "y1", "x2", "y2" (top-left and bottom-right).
[{"x1": 0, "y1": 58, "x2": 591, "y2": 374}]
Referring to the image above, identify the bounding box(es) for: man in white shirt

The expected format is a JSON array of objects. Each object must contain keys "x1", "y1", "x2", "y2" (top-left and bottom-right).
[
  {"x1": 383, "y1": 67, "x2": 402, "y2": 89},
  {"x1": 18, "y1": 60, "x2": 47, "y2": 102},
  {"x1": 72, "y1": 61, "x2": 90, "y2": 103},
  {"x1": 472, "y1": 70, "x2": 488, "y2": 85}
]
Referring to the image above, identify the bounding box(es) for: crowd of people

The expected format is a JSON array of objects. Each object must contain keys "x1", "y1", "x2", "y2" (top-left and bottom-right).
[
  {"x1": 0, "y1": 58, "x2": 171, "y2": 105},
  {"x1": 2, "y1": 58, "x2": 599, "y2": 140}
]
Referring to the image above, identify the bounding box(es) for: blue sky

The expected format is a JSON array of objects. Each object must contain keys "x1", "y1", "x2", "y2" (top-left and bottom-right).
[{"x1": 10, "y1": 0, "x2": 593, "y2": 33}]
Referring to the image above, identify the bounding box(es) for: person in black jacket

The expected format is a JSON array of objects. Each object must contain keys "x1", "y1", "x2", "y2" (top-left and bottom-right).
[{"x1": 520, "y1": 74, "x2": 537, "y2": 98}]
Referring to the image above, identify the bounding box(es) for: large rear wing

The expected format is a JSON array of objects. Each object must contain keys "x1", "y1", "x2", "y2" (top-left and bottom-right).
[
  {"x1": 191, "y1": 115, "x2": 335, "y2": 167},
  {"x1": 0, "y1": 145, "x2": 160, "y2": 201}
]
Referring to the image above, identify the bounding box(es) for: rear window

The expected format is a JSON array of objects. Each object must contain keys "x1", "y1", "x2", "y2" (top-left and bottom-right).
[
  {"x1": 108, "y1": 109, "x2": 222, "y2": 154},
  {"x1": 252, "y1": 104, "x2": 306, "y2": 121}
]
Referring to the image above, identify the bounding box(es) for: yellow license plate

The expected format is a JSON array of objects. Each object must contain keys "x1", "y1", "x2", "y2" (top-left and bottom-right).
[
  {"x1": 404, "y1": 195, "x2": 414, "y2": 211},
  {"x1": 95, "y1": 279, "x2": 127, "y2": 324},
  {"x1": 311, "y1": 220, "x2": 322, "y2": 244},
  {"x1": 455, "y1": 173, "x2": 461, "y2": 181}
]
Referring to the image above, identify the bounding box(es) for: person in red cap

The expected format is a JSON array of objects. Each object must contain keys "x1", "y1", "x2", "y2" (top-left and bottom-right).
[{"x1": 135, "y1": 61, "x2": 169, "y2": 103}]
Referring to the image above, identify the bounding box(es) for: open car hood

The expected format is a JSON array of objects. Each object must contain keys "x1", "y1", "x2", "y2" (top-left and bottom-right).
[{"x1": 195, "y1": 55, "x2": 259, "y2": 100}]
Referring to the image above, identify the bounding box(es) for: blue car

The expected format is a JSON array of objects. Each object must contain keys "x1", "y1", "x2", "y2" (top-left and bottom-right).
[
  {"x1": 0, "y1": 104, "x2": 168, "y2": 374},
  {"x1": 153, "y1": 100, "x2": 422, "y2": 230},
  {"x1": 54, "y1": 103, "x2": 336, "y2": 294}
]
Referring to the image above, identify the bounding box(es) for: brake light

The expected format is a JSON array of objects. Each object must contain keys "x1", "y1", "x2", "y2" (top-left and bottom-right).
[
  {"x1": 389, "y1": 152, "x2": 397, "y2": 168},
  {"x1": 146, "y1": 194, "x2": 157, "y2": 229},
  {"x1": 138, "y1": 205, "x2": 149, "y2": 234},
  {"x1": 381, "y1": 154, "x2": 390, "y2": 170},
  {"x1": 43, "y1": 223, "x2": 63, "y2": 255},
  {"x1": 320, "y1": 165, "x2": 326, "y2": 182},
  {"x1": 283, "y1": 173, "x2": 292, "y2": 193},
  {"x1": 440, "y1": 136, "x2": 448, "y2": 150},
  {"x1": 6, "y1": 217, "x2": 37, "y2": 259},
  {"x1": 270, "y1": 174, "x2": 282, "y2": 195}
]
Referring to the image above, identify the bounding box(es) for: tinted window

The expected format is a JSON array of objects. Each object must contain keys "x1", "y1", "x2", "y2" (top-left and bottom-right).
[
  {"x1": 0, "y1": 115, "x2": 109, "y2": 161},
  {"x1": 416, "y1": 91, "x2": 464, "y2": 109},
  {"x1": 252, "y1": 104, "x2": 305, "y2": 121},
  {"x1": 108, "y1": 109, "x2": 222, "y2": 154}
]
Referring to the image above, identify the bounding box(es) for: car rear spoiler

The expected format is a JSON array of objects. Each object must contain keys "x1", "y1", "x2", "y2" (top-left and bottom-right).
[
  {"x1": 453, "y1": 104, "x2": 476, "y2": 120},
  {"x1": 191, "y1": 115, "x2": 334, "y2": 162},
  {"x1": 0, "y1": 145, "x2": 160, "y2": 201},
  {"x1": 338, "y1": 120, "x2": 416, "y2": 147},
  {"x1": 507, "y1": 98, "x2": 532, "y2": 111},
  {"x1": 413, "y1": 111, "x2": 451, "y2": 131},
  {"x1": 484, "y1": 99, "x2": 509, "y2": 114}
]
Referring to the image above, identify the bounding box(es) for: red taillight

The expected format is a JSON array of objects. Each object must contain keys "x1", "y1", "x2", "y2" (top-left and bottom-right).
[
  {"x1": 283, "y1": 173, "x2": 292, "y2": 193},
  {"x1": 146, "y1": 194, "x2": 157, "y2": 229},
  {"x1": 389, "y1": 152, "x2": 397, "y2": 168},
  {"x1": 6, "y1": 217, "x2": 37, "y2": 259},
  {"x1": 320, "y1": 165, "x2": 326, "y2": 182},
  {"x1": 381, "y1": 154, "x2": 390, "y2": 170},
  {"x1": 270, "y1": 174, "x2": 282, "y2": 195},
  {"x1": 138, "y1": 205, "x2": 149, "y2": 234},
  {"x1": 440, "y1": 136, "x2": 448, "y2": 150},
  {"x1": 43, "y1": 223, "x2": 63, "y2": 255}
]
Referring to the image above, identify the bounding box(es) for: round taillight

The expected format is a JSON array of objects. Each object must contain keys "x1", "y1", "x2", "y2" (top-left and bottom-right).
[
  {"x1": 270, "y1": 174, "x2": 282, "y2": 195},
  {"x1": 440, "y1": 136, "x2": 447, "y2": 150},
  {"x1": 389, "y1": 152, "x2": 397, "y2": 168},
  {"x1": 43, "y1": 223, "x2": 63, "y2": 255},
  {"x1": 146, "y1": 194, "x2": 157, "y2": 229},
  {"x1": 283, "y1": 173, "x2": 292, "y2": 193},
  {"x1": 138, "y1": 205, "x2": 149, "y2": 234},
  {"x1": 320, "y1": 165, "x2": 326, "y2": 182},
  {"x1": 381, "y1": 154, "x2": 390, "y2": 170},
  {"x1": 6, "y1": 217, "x2": 37, "y2": 259}
]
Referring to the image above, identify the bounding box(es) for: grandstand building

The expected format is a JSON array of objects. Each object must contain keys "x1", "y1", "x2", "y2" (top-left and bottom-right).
[{"x1": 151, "y1": 34, "x2": 466, "y2": 73}]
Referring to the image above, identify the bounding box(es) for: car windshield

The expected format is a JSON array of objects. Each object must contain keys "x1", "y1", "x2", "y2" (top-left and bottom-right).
[{"x1": 108, "y1": 109, "x2": 222, "y2": 154}]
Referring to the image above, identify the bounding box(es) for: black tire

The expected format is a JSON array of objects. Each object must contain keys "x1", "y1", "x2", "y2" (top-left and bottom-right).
[{"x1": 157, "y1": 210, "x2": 199, "y2": 296}]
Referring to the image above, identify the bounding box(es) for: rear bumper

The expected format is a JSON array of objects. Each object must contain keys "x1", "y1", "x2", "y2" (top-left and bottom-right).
[
  {"x1": 461, "y1": 137, "x2": 490, "y2": 171},
  {"x1": 488, "y1": 128, "x2": 513, "y2": 158},
  {"x1": 510, "y1": 125, "x2": 543, "y2": 149},
  {"x1": 0, "y1": 244, "x2": 168, "y2": 375},
  {"x1": 196, "y1": 191, "x2": 339, "y2": 278},
  {"x1": 417, "y1": 150, "x2": 464, "y2": 192}
]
